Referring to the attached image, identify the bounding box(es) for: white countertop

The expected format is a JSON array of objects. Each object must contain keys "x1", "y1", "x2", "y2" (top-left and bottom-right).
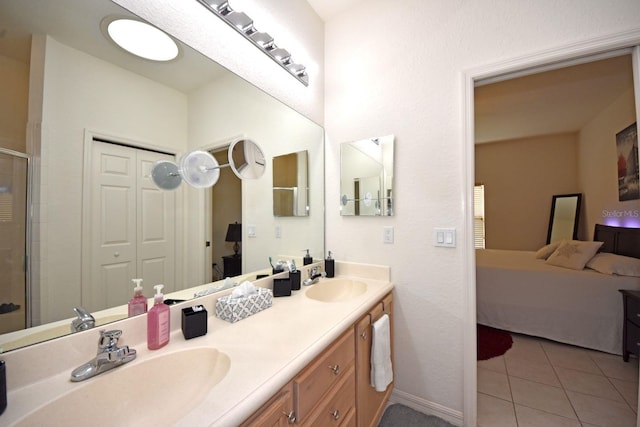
[{"x1": 1, "y1": 261, "x2": 393, "y2": 426}]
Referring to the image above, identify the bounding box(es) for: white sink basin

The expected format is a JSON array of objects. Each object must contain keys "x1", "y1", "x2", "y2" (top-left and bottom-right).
[
  {"x1": 16, "y1": 347, "x2": 230, "y2": 426},
  {"x1": 305, "y1": 279, "x2": 367, "y2": 302}
]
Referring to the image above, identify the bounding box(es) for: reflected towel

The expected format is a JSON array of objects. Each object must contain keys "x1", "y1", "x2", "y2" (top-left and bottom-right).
[{"x1": 370, "y1": 313, "x2": 393, "y2": 392}]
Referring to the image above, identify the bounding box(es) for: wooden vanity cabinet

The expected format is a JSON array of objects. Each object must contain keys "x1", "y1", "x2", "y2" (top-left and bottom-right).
[
  {"x1": 294, "y1": 328, "x2": 355, "y2": 424},
  {"x1": 240, "y1": 382, "x2": 296, "y2": 427},
  {"x1": 355, "y1": 293, "x2": 393, "y2": 427},
  {"x1": 242, "y1": 292, "x2": 393, "y2": 427}
]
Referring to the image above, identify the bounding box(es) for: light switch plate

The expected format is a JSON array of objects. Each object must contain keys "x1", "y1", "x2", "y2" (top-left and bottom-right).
[
  {"x1": 248, "y1": 225, "x2": 256, "y2": 238},
  {"x1": 434, "y1": 228, "x2": 456, "y2": 247},
  {"x1": 383, "y1": 226, "x2": 394, "y2": 244}
]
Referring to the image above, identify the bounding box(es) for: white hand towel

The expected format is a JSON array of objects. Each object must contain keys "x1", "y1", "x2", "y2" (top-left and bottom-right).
[{"x1": 370, "y1": 313, "x2": 393, "y2": 392}]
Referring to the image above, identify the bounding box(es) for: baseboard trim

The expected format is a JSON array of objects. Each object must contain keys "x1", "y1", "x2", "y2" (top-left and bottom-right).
[{"x1": 388, "y1": 389, "x2": 464, "y2": 426}]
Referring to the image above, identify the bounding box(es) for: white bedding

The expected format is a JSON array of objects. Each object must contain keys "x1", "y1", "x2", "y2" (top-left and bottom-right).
[{"x1": 476, "y1": 249, "x2": 640, "y2": 355}]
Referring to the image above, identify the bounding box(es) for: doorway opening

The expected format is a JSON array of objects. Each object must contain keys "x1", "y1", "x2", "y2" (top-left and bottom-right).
[{"x1": 465, "y1": 42, "x2": 640, "y2": 426}]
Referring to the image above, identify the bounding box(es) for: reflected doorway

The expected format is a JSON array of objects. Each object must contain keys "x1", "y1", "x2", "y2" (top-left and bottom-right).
[{"x1": 206, "y1": 147, "x2": 241, "y2": 282}]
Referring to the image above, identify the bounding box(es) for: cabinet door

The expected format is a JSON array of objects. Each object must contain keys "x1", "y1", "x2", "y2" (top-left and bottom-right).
[
  {"x1": 355, "y1": 293, "x2": 394, "y2": 427},
  {"x1": 241, "y1": 383, "x2": 295, "y2": 427}
]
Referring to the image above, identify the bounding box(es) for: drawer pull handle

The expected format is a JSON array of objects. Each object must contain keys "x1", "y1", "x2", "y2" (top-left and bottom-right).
[
  {"x1": 328, "y1": 364, "x2": 340, "y2": 375},
  {"x1": 360, "y1": 331, "x2": 367, "y2": 340},
  {"x1": 331, "y1": 409, "x2": 340, "y2": 420},
  {"x1": 283, "y1": 411, "x2": 296, "y2": 424}
]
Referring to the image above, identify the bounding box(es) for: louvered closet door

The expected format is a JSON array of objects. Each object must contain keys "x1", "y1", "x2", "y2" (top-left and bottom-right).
[{"x1": 88, "y1": 141, "x2": 175, "y2": 311}]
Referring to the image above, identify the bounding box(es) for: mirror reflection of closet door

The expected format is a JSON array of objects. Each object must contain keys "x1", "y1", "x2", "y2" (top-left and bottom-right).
[{"x1": 0, "y1": 149, "x2": 29, "y2": 334}]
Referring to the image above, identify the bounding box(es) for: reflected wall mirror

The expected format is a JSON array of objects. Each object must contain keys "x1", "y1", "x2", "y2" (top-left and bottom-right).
[
  {"x1": 0, "y1": 0, "x2": 324, "y2": 352},
  {"x1": 273, "y1": 150, "x2": 309, "y2": 217},
  {"x1": 340, "y1": 135, "x2": 394, "y2": 216},
  {"x1": 546, "y1": 193, "x2": 582, "y2": 244}
]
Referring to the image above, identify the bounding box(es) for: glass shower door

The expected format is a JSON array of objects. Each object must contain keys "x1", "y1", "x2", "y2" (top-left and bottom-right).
[{"x1": 0, "y1": 149, "x2": 29, "y2": 334}]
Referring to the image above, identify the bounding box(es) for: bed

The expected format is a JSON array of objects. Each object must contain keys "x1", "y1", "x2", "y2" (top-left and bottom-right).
[{"x1": 476, "y1": 224, "x2": 640, "y2": 355}]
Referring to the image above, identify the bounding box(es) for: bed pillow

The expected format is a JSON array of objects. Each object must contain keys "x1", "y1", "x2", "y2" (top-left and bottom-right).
[
  {"x1": 586, "y1": 252, "x2": 640, "y2": 277},
  {"x1": 535, "y1": 241, "x2": 561, "y2": 260},
  {"x1": 545, "y1": 240, "x2": 603, "y2": 270}
]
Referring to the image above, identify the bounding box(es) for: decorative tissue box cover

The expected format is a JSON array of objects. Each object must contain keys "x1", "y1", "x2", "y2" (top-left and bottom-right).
[{"x1": 215, "y1": 288, "x2": 273, "y2": 323}]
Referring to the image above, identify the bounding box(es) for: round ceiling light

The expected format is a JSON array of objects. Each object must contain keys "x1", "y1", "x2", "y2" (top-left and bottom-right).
[{"x1": 106, "y1": 18, "x2": 179, "y2": 62}]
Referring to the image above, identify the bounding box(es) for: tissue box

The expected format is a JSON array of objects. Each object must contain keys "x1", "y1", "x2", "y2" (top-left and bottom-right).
[
  {"x1": 215, "y1": 288, "x2": 273, "y2": 323},
  {"x1": 181, "y1": 306, "x2": 208, "y2": 339}
]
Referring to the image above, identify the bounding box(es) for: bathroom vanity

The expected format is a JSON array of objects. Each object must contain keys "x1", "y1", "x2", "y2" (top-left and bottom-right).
[
  {"x1": 241, "y1": 292, "x2": 393, "y2": 426},
  {"x1": 0, "y1": 262, "x2": 393, "y2": 426}
]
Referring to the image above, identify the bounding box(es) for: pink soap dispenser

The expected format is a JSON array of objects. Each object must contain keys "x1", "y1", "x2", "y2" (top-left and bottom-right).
[
  {"x1": 127, "y1": 278, "x2": 147, "y2": 317},
  {"x1": 147, "y1": 284, "x2": 170, "y2": 350}
]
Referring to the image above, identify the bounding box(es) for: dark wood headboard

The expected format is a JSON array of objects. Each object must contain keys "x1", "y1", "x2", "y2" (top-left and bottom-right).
[{"x1": 594, "y1": 224, "x2": 640, "y2": 259}]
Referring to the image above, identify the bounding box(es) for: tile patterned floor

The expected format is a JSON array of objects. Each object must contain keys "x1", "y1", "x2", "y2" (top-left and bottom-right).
[{"x1": 477, "y1": 333, "x2": 639, "y2": 427}]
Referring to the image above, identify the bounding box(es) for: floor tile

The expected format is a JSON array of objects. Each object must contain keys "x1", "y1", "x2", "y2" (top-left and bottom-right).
[
  {"x1": 610, "y1": 378, "x2": 639, "y2": 412},
  {"x1": 514, "y1": 404, "x2": 580, "y2": 427},
  {"x1": 509, "y1": 376, "x2": 576, "y2": 419},
  {"x1": 566, "y1": 390, "x2": 637, "y2": 427},
  {"x1": 541, "y1": 341, "x2": 601, "y2": 374},
  {"x1": 478, "y1": 367, "x2": 512, "y2": 401},
  {"x1": 477, "y1": 392, "x2": 517, "y2": 427},
  {"x1": 505, "y1": 357, "x2": 560, "y2": 387},
  {"x1": 505, "y1": 335, "x2": 548, "y2": 364},
  {"x1": 590, "y1": 353, "x2": 639, "y2": 382},
  {"x1": 554, "y1": 367, "x2": 624, "y2": 402},
  {"x1": 478, "y1": 355, "x2": 507, "y2": 374}
]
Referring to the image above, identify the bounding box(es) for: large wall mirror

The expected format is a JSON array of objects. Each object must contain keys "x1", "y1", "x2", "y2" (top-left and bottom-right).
[
  {"x1": 340, "y1": 135, "x2": 395, "y2": 216},
  {"x1": 0, "y1": 0, "x2": 324, "y2": 352},
  {"x1": 546, "y1": 193, "x2": 582, "y2": 244}
]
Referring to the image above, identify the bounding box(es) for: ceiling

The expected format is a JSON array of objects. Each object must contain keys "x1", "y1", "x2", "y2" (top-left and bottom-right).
[
  {"x1": 306, "y1": 0, "x2": 364, "y2": 22},
  {"x1": 474, "y1": 54, "x2": 635, "y2": 144},
  {"x1": 0, "y1": 0, "x2": 226, "y2": 94}
]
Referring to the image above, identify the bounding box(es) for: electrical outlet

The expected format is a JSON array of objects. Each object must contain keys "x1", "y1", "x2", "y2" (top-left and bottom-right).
[{"x1": 275, "y1": 225, "x2": 281, "y2": 239}]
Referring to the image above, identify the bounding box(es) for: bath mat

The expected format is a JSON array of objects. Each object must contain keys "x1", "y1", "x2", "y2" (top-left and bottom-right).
[
  {"x1": 477, "y1": 324, "x2": 512, "y2": 360},
  {"x1": 378, "y1": 404, "x2": 456, "y2": 427}
]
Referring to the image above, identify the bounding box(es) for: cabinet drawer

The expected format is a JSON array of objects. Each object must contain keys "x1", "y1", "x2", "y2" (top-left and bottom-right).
[
  {"x1": 302, "y1": 366, "x2": 355, "y2": 427},
  {"x1": 626, "y1": 320, "x2": 640, "y2": 356},
  {"x1": 294, "y1": 328, "x2": 355, "y2": 421},
  {"x1": 626, "y1": 297, "x2": 640, "y2": 326}
]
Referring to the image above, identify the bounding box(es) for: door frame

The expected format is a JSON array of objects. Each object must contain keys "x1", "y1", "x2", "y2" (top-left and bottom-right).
[
  {"x1": 0, "y1": 147, "x2": 32, "y2": 328},
  {"x1": 199, "y1": 134, "x2": 244, "y2": 282},
  {"x1": 462, "y1": 31, "x2": 640, "y2": 426}
]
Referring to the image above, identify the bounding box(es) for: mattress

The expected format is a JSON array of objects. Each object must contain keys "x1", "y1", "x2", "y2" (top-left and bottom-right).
[{"x1": 476, "y1": 248, "x2": 640, "y2": 355}]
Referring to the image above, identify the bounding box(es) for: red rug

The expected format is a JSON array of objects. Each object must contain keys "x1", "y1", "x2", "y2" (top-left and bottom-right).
[{"x1": 477, "y1": 324, "x2": 513, "y2": 360}]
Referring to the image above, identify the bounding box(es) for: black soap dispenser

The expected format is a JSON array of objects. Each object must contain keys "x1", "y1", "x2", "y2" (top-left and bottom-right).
[
  {"x1": 325, "y1": 251, "x2": 335, "y2": 278},
  {"x1": 303, "y1": 249, "x2": 313, "y2": 266}
]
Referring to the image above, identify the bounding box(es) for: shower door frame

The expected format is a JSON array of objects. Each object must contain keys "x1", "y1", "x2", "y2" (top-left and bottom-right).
[{"x1": 0, "y1": 147, "x2": 32, "y2": 330}]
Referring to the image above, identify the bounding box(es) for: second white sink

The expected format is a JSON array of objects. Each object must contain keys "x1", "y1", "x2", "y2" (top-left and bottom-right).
[{"x1": 305, "y1": 278, "x2": 367, "y2": 302}]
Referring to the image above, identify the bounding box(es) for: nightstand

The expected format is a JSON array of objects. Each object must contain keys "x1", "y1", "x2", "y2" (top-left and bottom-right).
[
  {"x1": 222, "y1": 254, "x2": 242, "y2": 278},
  {"x1": 620, "y1": 289, "x2": 640, "y2": 362}
]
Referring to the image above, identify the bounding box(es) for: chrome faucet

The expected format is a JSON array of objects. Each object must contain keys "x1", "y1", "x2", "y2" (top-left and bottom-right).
[
  {"x1": 71, "y1": 306, "x2": 95, "y2": 332},
  {"x1": 303, "y1": 266, "x2": 326, "y2": 286},
  {"x1": 70, "y1": 329, "x2": 137, "y2": 382}
]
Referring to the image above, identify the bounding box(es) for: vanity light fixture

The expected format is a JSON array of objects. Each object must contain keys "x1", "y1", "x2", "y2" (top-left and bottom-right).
[
  {"x1": 197, "y1": 0, "x2": 309, "y2": 86},
  {"x1": 104, "y1": 18, "x2": 179, "y2": 62}
]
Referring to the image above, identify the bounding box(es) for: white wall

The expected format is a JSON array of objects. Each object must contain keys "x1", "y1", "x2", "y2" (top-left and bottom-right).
[
  {"x1": 323, "y1": 0, "x2": 640, "y2": 422},
  {"x1": 186, "y1": 73, "x2": 324, "y2": 284}
]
